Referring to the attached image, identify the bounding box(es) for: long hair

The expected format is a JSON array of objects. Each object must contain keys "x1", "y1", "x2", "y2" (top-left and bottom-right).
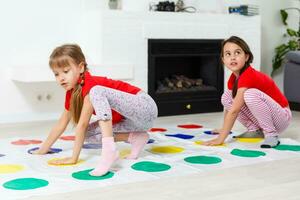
[
  {"x1": 49, "y1": 44, "x2": 87, "y2": 124},
  {"x1": 221, "y1": 36, "x2": 254, "y2": 98}
]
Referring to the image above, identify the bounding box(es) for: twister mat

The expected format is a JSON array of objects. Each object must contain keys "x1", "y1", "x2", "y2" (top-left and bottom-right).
[{"x1": 1, "y1": 123, "x2": 300, "y2": 199}]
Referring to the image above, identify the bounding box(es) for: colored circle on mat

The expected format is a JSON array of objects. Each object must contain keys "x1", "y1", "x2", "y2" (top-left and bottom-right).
[
  {"x1": 120, "y1": 149, "x2": 131, "y2": 158},
  {"x1": 11, "y1": 139, "x2": 42, "y2": 145},
  {"x1": 131, "y1": 161, "x2": 171, "y2": 172},
  {"x1": 59, "y1": 135, "x2": 75, "y2": 141},
  {"x1": 3, "y1": 178, "x2": 49, "y2": 190},
  {"x1": 27, "y1": 147, "x2": 62, "y2": 154},
  {"x1": 150, "y1": 146, "x2": 184, "y2": 154},
  {"x1": 231, "y1": 149, "x2": 266, "y2": 157},
  {"x1": 47, "y1": 158, "x2": 84, "y2": 166},
  {"x1": 194, "y1": 140, "x2": 226, "y2": 147},
  {"x1": 72, "y1": 169, "x2": 114, "y2": 180},
  {"x1": 273, "y1": 144, "x2": 300, "y2": 151},
  {"x1": 149, "y1": 128, "x2": 167, "y2": 132},
  {"x1": 0, "y1": 164, "x2": 24, "y2": 174},
  {"x1": 203, "y1": 131, "x2": 232, "y2": 135},
  {"x1": 236, "y1": 138, "x2": 263, "y2": 143},
  {"x1": 184, "y1": 155, "x2": 222, "y2": 164},
  {"x1": 83, "y1": 143, "x2": 102, "y2": 149},
  {"x1": 147, "y1": 139, "x2": 155, "y2": 144},
  {"x1": 177, "y1": 124, "x2": 203, "y2": 129},
  {"x1": 165, "y1": 133, "x2": 194, "y2": 139},
  {"x1": 0, "y1": 154, "x2": 5, "y2": 157}
]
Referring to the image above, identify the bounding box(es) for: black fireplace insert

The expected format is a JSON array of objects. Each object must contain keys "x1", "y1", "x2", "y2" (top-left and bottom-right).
[{"x1": 148, "y1": 39, "x2": 224, "y2": 116}]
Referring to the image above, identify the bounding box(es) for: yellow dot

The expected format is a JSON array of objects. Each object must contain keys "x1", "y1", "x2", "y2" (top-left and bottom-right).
[
  {"x1": 0, "y1": 164, "x2": 24, "y2": 174},
  {"x1": 120, "y1": 149, "x2": 131, "y2": 159},
  {"x1": 47, "y1": 158, "x2": 85, "y2": 167},
  {"x1": 150, "y1": 146, "x2": 184, "y2": 154},
  {"x1": 236, "y1": 138, "x2": 263, "y2": 143},
  {"x1": 194, "y1": 140, "x2": 226, "y2": 147}
]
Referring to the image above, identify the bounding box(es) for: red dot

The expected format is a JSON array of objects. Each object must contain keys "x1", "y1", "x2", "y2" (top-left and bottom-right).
[
  {"x1": 59, "y1": 135, "x2": 75, "y2": 141},
  {"x1": 11, "y1": 139, "x2": 42, "y2": 145},
  {"x1": 149, "y1": 128, "x2": 167, "y2": 132},
  {"x1": 177, "y1": 124, "x2": 203, "y2": 129},
  {"x1": 29, "y1": 140, "x2": 43, "y2": 144}
]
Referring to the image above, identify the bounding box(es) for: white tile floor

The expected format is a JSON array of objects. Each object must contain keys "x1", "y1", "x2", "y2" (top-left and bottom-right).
[{"x1": 1, "y1": 111, "x2": 300, "y2": 200}]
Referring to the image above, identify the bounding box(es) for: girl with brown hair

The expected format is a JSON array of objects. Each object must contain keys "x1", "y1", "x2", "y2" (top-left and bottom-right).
[
  {"x1": 203, "y1": 36, "x2": 291, "y2": 148},
  {"x1": 34, "y1": 44, "x2": 158, "y2": 176}
]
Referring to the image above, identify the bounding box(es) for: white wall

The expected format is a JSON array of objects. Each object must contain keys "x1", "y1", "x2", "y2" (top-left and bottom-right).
[
  {"x1": 259, "y1": 0, "x2": 299, "y2": 91},
  {"x1": 0, "y1": 0, "x2": 106, "y2": 123},
  {"x1": 0, "y1": 0, "x2": 297, "y2": 123}
]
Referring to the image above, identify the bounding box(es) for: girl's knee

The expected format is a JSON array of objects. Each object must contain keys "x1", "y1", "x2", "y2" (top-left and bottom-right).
[{"x1": 221, "y1": 90, "x2": 233, "y2": 107}]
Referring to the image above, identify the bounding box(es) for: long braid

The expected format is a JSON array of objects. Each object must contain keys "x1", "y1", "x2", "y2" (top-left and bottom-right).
[{"x1": 232, "y1": 65, "x2": 249, "y2": 97}]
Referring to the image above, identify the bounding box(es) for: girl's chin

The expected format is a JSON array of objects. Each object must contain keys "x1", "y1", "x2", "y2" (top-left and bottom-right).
[
  {"x1": 62, "y1": 86, "x2": 72, "y2": 91},
  {"x1": 60, "y1": 83, "x2": 75, "y2": 91},
  {"x1": 229, "y1": 64, "x2": 238, "y2": 68},
  {"x1": 229, "y1": 66, "x2": 242, "y2": 71}
]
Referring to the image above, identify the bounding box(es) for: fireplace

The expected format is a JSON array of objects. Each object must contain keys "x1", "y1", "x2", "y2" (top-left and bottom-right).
[{"x1": 148, "y1": 39, "x2": 224, "y2": 116}]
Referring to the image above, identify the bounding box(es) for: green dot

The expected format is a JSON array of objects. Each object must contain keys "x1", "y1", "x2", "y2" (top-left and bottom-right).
[
  {"x1": 273, "y1": 144, "x2": 300, "y2": 151},
  {"x1": 231, "y1": 149, "x2": 266, "y2": 157},
  {"x1": 184, "y1": 156, "x2": 222, "y2": 164},
  {"x1": 131, "y1": 161, "x2": 171, "y2": 172},
  {"x1": 72, "y1": 169, "x2": 114, "y2": 180},
  {"x1": 3, "y1": 178, "x2": 49, "y2": 190}
]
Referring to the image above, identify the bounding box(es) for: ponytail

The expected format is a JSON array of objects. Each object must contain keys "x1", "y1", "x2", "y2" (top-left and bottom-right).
[{"x1": 232, "y1": 65, "x2": 249, "y2": 98}]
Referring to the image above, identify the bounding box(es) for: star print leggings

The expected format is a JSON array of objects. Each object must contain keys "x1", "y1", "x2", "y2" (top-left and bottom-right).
[
  {"x1": 85, "y1": 85, "x2": 158, "y2": 144},
  {"x1": 221, "y1": 88, "x2": 292, "y2": 137}
]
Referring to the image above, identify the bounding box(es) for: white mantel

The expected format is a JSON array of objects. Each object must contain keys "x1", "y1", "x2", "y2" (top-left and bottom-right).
[{"x1": 98, "y1": 11, "x2": 261, "y2": 91}]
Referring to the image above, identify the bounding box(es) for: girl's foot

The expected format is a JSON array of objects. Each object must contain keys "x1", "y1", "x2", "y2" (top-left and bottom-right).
[
  {"x1": 126, "y1": 132, "x2": 149, "y2": 159},
  {"x1": 261, "y1": 136, "x2": 280, "y2": 148},
  {"x1": 90, "y1": 137, "x2": 119, "y2": 176}
]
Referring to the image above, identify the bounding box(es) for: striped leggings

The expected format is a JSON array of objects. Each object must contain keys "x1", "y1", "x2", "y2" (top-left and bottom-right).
[{"x1": 222, "y1": 89, "x2": 292, "y2": 137}]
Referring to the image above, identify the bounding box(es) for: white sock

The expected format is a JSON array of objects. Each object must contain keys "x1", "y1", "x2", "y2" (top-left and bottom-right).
[{"x1": 261, "y1": 136, "x2": 280, "y2": 148}]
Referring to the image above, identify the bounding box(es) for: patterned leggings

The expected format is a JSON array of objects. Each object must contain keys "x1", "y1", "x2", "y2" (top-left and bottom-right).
[
  {"x1": 222, "y1": 88, "x2": 292, "y2": 137},
  {"x1": 85, "y1": 86, "x2": 158, "y2": 143}
]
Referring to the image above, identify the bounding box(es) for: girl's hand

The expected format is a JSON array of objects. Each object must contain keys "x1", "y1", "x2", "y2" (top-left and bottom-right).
[
  {"x1": 202, "y1": 137, "x2": 225, "y2": 146},
  {"x1": 48, "y1": 157, "x2": 77, "y2": 165}
]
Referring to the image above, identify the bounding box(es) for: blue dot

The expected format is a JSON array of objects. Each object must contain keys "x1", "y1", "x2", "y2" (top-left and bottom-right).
[
  {"x1": 27, "y1": 147, "x2": 62, "y2": 154},
  {"x1": 147, "y1": 139, "x2": 155, "y2": 144},
  {"x1": 165, "y1": 133, "x2": 194, "y2": 139},
  {"x1": 204, "y1": 131, "x2": 232, "y2": 135},
  {"x1": 83, "y1": 143, "x2": 102, "y2": 149}
]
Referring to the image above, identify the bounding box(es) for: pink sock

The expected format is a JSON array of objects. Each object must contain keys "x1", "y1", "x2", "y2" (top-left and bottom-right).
[
  {"x1": 89, "y1": 137, "x2": 119, "y2": 176},
  {"x1": 126, "y1": 132, "x2": 149, "y2": 159}
]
